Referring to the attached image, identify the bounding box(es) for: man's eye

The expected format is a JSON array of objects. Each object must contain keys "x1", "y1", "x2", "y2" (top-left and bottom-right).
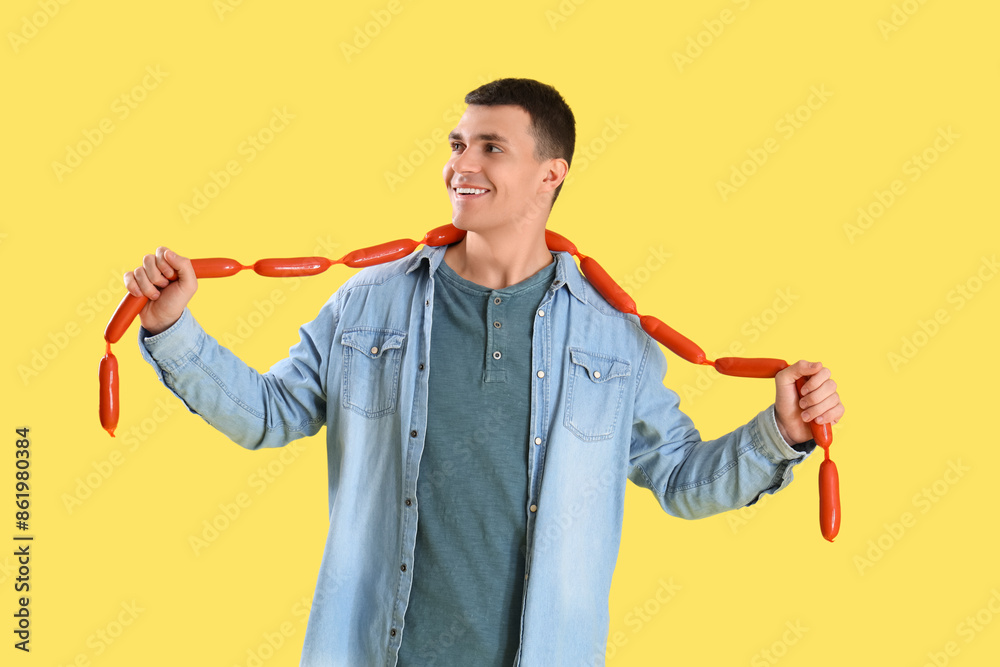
[
  {"x1": 450, "y1": 142, "x2": 463, "y2": 151},
  {"x1": 487, "y1": 145, "x2": 502, "y2": 153}
]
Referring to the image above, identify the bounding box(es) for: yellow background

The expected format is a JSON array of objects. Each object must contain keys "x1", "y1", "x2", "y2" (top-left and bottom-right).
[{"x1": 3, "y1": 0, "x2": 998, "y2": 665}]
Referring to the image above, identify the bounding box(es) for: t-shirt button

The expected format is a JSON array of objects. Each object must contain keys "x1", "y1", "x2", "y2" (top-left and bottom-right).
[{"x1": 493, "y1": 351, "x2": 502, "y2": 360}]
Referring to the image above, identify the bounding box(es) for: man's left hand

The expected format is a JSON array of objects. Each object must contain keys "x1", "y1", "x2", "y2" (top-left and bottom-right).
[{"x1": 774, "y1": 360, "x2": 844, "y2": 445}]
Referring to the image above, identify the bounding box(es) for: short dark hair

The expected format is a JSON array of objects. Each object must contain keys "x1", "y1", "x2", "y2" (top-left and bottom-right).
[{"x1": 464, "y1": 78, "x2": 576, "y2": 206}]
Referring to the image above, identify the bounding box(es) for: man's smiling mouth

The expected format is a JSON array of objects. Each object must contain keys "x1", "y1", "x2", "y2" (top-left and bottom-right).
[{"x1": 454, "y1": 187, "x2": 490, "y2": 197}]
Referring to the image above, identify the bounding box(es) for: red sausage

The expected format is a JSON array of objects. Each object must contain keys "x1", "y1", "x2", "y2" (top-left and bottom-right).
[
  {"x1": 819, "y1": 458, "x2": 841, "y2": 542},
  {"x1": 99, "y1": 347, "x2": 119, "y2": 437},
  {"x1": 714, "y1": 357, "x2": 789, "y2": 378},
  {"x1": 640, "y1": 315, "x2": 707, "y2": 365},
  {"x1": 339, "y1": 239, "x2": 419, "y2": 268},
  {"x1": 579, "y1": 256, "x2": 638, "y2": 315},
  {"x1": 544, "y1": 229, "x2": 578, "y2": 255},
  {"x1": 106, "y1": 258, "x2": 247, "y2": 343},
  {"x1": 191, "y1": 257, "x2": 244, "y2": 277},
  {"x1": 422, "y1": 224, "x2": 467, "y2": 247},
  {"x1": 794, "y1": 377, "x2": 834, "y2": 448},
  {"x1": 253, "y1": 257, "x2": 333, "y2": 277},
  {"x1": 105, "y1": 293, "x2": 148, "y2": 343}
]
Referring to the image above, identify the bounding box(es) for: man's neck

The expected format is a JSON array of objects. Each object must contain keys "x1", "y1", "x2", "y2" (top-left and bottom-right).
[{"x1": 443, "y1": 223, "x2": 552, "y2": 290}]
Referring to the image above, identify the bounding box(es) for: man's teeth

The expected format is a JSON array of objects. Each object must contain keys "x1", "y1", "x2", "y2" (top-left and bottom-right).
[{"x1": 456, "y1": 187, "x2": 487, "y2": 195}]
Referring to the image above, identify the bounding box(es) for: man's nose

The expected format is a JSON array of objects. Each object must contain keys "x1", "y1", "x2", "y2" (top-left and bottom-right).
[{"x1": 451, "y1": 150, "x2": 481, "y2": 173}]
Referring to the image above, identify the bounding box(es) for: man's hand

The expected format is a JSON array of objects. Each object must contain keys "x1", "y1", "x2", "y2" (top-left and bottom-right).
[
  {"x1": 774, "y1": 360, "x2": 844, "y2": 445},
  {"x1": 123, "y1": 247, "x2": 197, "y2": 335}
]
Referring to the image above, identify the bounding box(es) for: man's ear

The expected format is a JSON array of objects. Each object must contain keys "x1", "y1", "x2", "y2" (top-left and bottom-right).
[{"x1": 539, "y1": 157, "x2": 569, "y2": 195}]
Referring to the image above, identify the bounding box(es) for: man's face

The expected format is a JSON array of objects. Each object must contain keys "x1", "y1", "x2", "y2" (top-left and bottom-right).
[{"x1": 443, "y1": 104, "x2": 558, "y2": 232}]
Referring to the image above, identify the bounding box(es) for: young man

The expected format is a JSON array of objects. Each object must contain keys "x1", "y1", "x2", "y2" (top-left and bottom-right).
[{"x1": 125, "y1": 78, "x2": 844, "y2": 666}]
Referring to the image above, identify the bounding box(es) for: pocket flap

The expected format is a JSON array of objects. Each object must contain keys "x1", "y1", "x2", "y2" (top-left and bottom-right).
[
  {"x1": 341, "y1": 328, "x2": 406, "y2": 360},
  {"x1": 569, "y1": 348, "x2": 630, "y2": 383}
]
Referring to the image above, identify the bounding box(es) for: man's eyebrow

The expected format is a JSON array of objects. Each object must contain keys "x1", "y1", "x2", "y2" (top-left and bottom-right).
[{"x1": 448, "y1": 130, "x2": 510, "y2": 144}]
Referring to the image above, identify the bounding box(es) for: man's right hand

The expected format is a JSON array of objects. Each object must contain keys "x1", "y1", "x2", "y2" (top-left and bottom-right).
[{"x1": 123, "y1": 247, "x2": 198, "y2": 335}]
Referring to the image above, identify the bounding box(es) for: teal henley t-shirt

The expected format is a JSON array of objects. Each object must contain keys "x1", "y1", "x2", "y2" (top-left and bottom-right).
[{"x1": 396, "y1": 255, "x2": 557, "y2": 666}]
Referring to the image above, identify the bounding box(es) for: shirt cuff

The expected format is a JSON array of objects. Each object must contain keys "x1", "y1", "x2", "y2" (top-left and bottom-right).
[
  {"x1": 760, "y1": 404, "x2": 814, "y2": 461},
  {"x1": 138, "y1": 308, "x2": 204, "y2": 371}
]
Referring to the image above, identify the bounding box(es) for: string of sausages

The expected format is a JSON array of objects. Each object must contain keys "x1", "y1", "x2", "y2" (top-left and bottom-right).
[{"x1": 100, "y1": 223, "x2": 840, "y2": 541}]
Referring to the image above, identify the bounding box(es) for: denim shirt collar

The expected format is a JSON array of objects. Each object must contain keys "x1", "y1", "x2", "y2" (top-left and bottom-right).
[{"x1": 405, "y1": 241, "x2": 588, "y2": 304}]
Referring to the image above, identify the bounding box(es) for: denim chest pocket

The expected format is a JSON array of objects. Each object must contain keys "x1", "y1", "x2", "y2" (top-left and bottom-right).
[
  {"x1": 564, "y1": 348, "x2": 631, "y2": 441},
  {"x1": 341, "y1": 327, "x2": 406, "y2": 419}
]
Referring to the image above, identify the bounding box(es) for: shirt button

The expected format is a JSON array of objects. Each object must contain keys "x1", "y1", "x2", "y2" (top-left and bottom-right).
[
  {"x1": 371, "y1": 346, "x2": 379, "y2": 355},
  {"x1": 494, "y1": 297, "x2": 502, "y2": 305},
  {"x1": 493, "y1": 321, "x2": 502, "y2": 329},
  {"x1": 534, "y1": 437, "x2": 542, "y2": 445},
  {"x1": 425, "y1": 300, "x2": 430, "y2": 306},
  {"x1": 410, "y1": 430, "x2": 418, "y2": 438},
  {"x1": 401, "y1": 563, "x2": 407, "y2": 572},
  {"x1": 593, "y1": 371, "x2": 601, "y2": 379},
  {"x1": 529, "y1": 504, "x2": 538, "y2": 513},
  {"x1": 405, "y1": 498, "x2": 412, "y2": 506},
  {"x1": 537, "y1": 309, "x2": 545, "y2": 317},
  {"x1": 390, "y1": 628, "x2": 397, "y2": 637},
  {"x1": 418, "y1": 363, "x2": 425, "y2": 370},
  {"x1": 493, "y1": 351, "x2": 502, "y2": 360},
  {"x1": 537, "y1": 370, "x2": 544, "y2": 378}
]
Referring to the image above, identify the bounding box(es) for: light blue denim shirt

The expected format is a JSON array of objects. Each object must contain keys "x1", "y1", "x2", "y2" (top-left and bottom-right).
[{"x1": 139, "y1": 244, "x2": 814, "y2": 667}]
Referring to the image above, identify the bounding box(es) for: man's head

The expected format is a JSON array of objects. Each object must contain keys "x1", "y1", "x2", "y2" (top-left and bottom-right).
[{"x1": 444, "y1": 78, "x2": 576, "y2": 232}]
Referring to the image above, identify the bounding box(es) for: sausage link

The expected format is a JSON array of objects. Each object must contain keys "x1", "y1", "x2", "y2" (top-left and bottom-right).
[
  {"x1": 422, "y1": 224, "x2": 467, "y2": 247},
  {"x1": 105, "y1": 293, "x2": 148, "y2": 344},
  {"x1": 191, "y1": 257, "x2": 244, "y2": 277},
  {"x1": 579, "y1": 256, "x2": 638, "y2": 315},
  {"x1": 819, "y1": 458, "x2": 841, "y2": 542},
  {"x1": 544, "y1": 229, "x2": 578, "y2": 255},
  {"x1": 253, "y1": 257, "x2": 333, "y2": 277},
  {"x1": 339, "y1": 239, "x2": 419, "y2": 268},
  {"x1": 714, "y1": 357, "x2": 789, "y2": 378},
  {"x1": 639, "y1": 315, "x2": 707, "y2": 365},
  {"x1": 99, "y1": 348, "x2": 119, "y2": 437}
]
